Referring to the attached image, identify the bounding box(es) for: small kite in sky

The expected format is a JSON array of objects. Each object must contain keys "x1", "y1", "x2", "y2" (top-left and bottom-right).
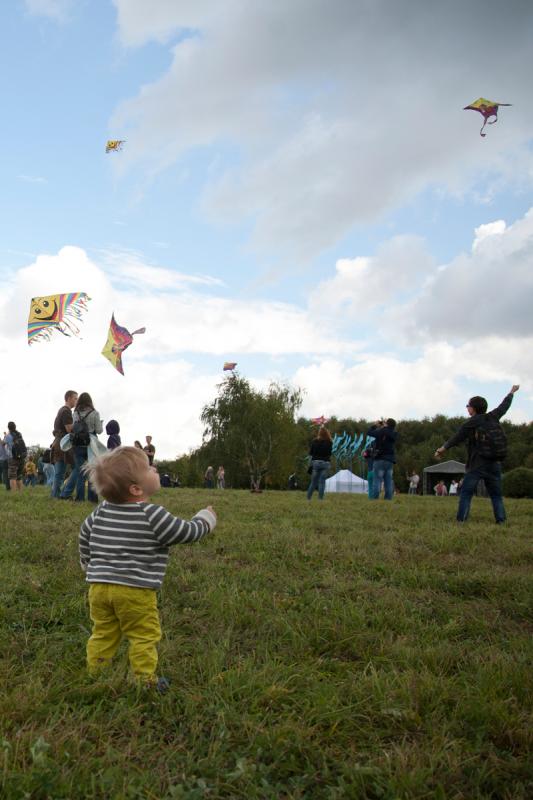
[
  {"x1": 106, "y1": 140, "x2": 125, "y2": 153},
  {"x1": 311, "y1": 415, "x2": 328, "y2": 426},
  {"x1": 463, "y1": 98, "x2": 511, "y2": 137},
  {"x1": 28, "y1": 293, "x2": 90, "y2": 345},
  {"x1": 223, "y1": 362, "x2": 237, "y2": 371},
  {"x1": 101, "y1": 314, "x2": 146, "y2": 375}
]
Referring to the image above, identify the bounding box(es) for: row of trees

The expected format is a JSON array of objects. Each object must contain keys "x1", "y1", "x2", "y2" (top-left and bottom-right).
[{"x1": 156, "y1": 375, "x2": 533, "y2": 492}]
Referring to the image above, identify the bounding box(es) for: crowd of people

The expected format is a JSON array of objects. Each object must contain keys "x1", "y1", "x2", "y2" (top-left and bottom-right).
[
  {"x1": 1, "y1": 390, "x2": 158, "y2": 503},
  {"x1": 307, "y1": 385, "x2": 520, "y2": 525}
]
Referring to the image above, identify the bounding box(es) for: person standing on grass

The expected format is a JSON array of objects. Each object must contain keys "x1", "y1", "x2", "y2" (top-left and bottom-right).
[
  {"x1": 79, "y1": 446, "x2": 217, "y2": 692},
  {"x1": 0, "y1": 439, "x2": 9, "y2": 491},
  {"x1": 307, "y1": 426, "x2": 332, "y2": 501},
  {"x1": 24, "y1": 456, "x2": 38, "y2": 487},
  {"x1": 4, "y1": 422, "x2": 27, "y2": 492},
  {"x1": 449, "y1": 479, "x2": 459, "y2": 496},
  {"x1": 434, "y1": 385, "x2": 519, "y2": 524},
  {"x1": 368, "y1": 418, "x2": 398, "y2": 501},
  {"x1": 61, "y1": 392, "x2": 103, "y2": 503},
  {"x1": 407, "y1": 470, "x2": 420, "y2": 495},
  {"x1": 143, "y1": 435, "x2": 156, "y2": 466},
  {"x1": 51, "y1": 390, "x2": 78, "y2": 498},
  {"x1": 216, "y1": 465, "x2": 225, "y2": 489},
  {"x1": 434, "y1": 480, "x2": 447, "y2": 496}
]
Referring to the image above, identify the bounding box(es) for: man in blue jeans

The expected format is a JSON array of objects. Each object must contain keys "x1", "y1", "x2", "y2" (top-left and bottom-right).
[
  {"x1": 368, "y1": 418, "x2": 397, "y2": 500},
  {"x1": 51, "y1": 390, "x2": 78, "y2": 498},
  {"x1": 434, "y1": 384, "x2": 519, "y2": 524}
]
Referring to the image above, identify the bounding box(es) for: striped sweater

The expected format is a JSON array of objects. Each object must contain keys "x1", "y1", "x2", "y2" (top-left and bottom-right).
[{"x1": 79, "y1": 501, "x2": 216, "y2": 590}]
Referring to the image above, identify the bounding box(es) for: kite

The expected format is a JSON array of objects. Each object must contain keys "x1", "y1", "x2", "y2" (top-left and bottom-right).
[
  {"x1": 101, "y1": 314, "x2": 146, "y2": 375},
  {"x1": 106, "y1": 140, "x2": 125, "y2": 153},
  {"x1": 311, "y1": 415, "x2": 328, "y2": 426},
  {"x1": 223, "y1": 362, "x2": 237, "y2": 371},
  {"x1": 463, "y1": 98, "x2": 511, "y2": 137},
  {"x1": 28, "y1": 293, "x2": 91, "y2": 345}
]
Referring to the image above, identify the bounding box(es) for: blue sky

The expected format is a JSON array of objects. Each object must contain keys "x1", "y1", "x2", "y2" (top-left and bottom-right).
[{"x1": 1, "y1": 0, "x2": 532, "y2": 457}]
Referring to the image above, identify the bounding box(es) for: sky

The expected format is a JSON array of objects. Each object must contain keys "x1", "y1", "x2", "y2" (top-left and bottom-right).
[{"x1": 1, "y1": 0, "x2": 532, "y2": 458}]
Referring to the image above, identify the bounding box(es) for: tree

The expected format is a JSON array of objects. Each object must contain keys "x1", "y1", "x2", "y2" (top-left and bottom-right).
[{"x1": 201, "y1": 374, "x2": 303, "y2": 490}]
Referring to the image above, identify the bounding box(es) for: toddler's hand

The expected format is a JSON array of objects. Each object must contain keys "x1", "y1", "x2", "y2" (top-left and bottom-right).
[{"x1": 206, "y1": 505, "x2": 216, "y2": 517}]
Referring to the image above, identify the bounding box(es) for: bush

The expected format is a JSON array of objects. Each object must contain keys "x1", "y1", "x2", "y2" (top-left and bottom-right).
[{"x1": 502, "y1": 467, "x2": 533, "y2": 498}]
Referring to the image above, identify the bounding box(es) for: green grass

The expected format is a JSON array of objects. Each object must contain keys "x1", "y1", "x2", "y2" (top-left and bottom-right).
[{"x1": 0, "y1": 488, "x2": 532, "y2": 799}]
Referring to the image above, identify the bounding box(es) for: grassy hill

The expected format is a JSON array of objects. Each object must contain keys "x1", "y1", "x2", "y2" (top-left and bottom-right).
[{"x1": 0, "y1": 488, "x2": 531, "y2": 799}]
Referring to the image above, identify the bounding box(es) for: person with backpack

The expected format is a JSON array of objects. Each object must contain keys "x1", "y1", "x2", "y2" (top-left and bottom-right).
[
  {"x1": 368, "y1": 418, "x2": 398, "y2": 501},
  {"x1": 4, "y1": 422, "x2": 27, "y2": 492},
  {"x1": 60, "y1": 392, "x2": 103, "y2": 502},
  {"x1": 434, "y1": 385, "x2": 519, "y2": 524}
]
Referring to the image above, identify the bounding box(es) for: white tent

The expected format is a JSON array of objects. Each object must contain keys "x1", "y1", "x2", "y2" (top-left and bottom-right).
[{"x1": 324, "y1": 469, "x2": 368, "y2": 494}]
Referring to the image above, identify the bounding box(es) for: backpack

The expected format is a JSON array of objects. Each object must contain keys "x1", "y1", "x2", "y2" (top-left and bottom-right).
[
  {"x1": 474, "y1": 416, "x2": 507, "y2": 461},
  {"x1": 11, "y1": 431, "x2": 27, "y2": 459},
  {"x1": 71, "y1": 411, "x2": 91, "y2": 447},
  {"x1": 42, "y1": 447, "x2": 52, "y2": 464}
]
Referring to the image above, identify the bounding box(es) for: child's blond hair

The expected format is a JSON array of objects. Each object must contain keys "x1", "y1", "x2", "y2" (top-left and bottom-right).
[{"x1": 85, "y1": 446, "x2": 150, "y2": 504}]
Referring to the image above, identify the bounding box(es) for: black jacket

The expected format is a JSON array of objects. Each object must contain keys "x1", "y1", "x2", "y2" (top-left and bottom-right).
[
  {"x1": 309, "y1": 438, "x2": 332, "y2": 461},
  {"x1": 443, "y1": 393, "x2": 513, "y2": 470},
  {"x1": 367, "y1": 425, "x2": 398, "y2": 463}
]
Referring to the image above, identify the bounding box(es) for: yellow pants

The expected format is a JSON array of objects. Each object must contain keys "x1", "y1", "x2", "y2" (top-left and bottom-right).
[{"x1": 87, "y1": 583, "x2": 162, "y2": 682}]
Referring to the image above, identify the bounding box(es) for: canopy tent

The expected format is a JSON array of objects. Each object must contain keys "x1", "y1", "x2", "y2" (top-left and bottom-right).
[
  {"x1": 325, "y1": 469, "x2": 368, "y2": 494},
  {"x1": 422, "y1": 460, "x2": 465, "y2": 495}
]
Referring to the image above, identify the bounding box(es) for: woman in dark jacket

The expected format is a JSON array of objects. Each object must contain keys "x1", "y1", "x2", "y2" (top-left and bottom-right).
[{"x1": 306, "y1": 426, "x2": 333, "y2": 501}]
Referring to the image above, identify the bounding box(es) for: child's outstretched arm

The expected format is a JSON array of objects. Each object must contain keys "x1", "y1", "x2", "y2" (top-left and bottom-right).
[
  {"x1": 148, "y1": 504, "x2": 217, "y2": 546},
  {"x1": 79, "y1": 511, "x2": 96, "y2": 572}
]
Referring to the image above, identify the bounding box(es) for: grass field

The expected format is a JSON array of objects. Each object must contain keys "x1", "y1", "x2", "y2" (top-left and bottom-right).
[{"x1": 0, "y1": 487, "x2": 532, "y2": 799}]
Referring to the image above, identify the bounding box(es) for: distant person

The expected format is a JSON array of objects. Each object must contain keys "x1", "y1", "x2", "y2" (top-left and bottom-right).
[
  {"x1": 288, "y1": 473, "x2": 298, "y2": 490},
  {"x1": 105, "y1": 420, "x2": 121, "y2": 450},
  {"x1": 0, "y1": 440, "x2": 9, "y2": 491},
  {"x1": 407, "y1": 470, "x2": 420, "y2": 495},
  {"x1": 449, "y1": 479, "x2": 459, "y2": 496},
  {"x1": 204, "y1": 466, "x2": 215, "y2": 489},
  {"x1": 434, "y1": 480, "x2": 448, "y2": 496},
  {"x1": 144, "y1": 436, "x2": 156, "y2": 466},
  {"x1": 80, "y1": 446, "x2": 216, "y2": 691},
  {"x1": 363, "y1": 423, "x2": 383, "y2": 498},
  {"x1": 4, "y1": 422, "x2": 27, "y2": 492},
  {"x1": 306, "y1": 426, "x2": 332, "y2": 501},
  {"x1": 368, "y1": 418, "x2": 397, "y2": 501},
  {"x1": 51, "y1": 390, "x2": 78, "y2": 498},
  {"x1": 216, "y1": 465, "x2": 225, "y2": 489},
  {"x1": 24, "y1": 456, "x2": 38, "y2": 487},
  {"x1": 134, "y1": 440, "x2": 143, "y2": 450},
  {"x1": 434, "y1": 385, "x2": 519, "y2": 524},
  {"x1": 160, "y1": 473, "x2": 171, "y2": 488},
  {"x1": 60, "y1": 392, "x2": 103, "y2": 503}
]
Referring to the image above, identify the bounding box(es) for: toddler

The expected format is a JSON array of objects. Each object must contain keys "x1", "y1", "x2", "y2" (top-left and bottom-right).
[{"x1": 79, "y1": 446, "x2": 216, "y2": 691}]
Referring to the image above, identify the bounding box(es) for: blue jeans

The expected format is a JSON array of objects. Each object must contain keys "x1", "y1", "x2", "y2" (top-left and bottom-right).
[
  {"x1": 61, "y1": 446, "x2": 97, "y2": 502},
  {"x1": 457, "y1": 463, "x2": 506, "y2": 523},
  {"x1": 371, "y1": 459, "x2": 394, "y2": 500},
  {"x1": 307, "y1": 460, "x2": 330, "y2": 500},
  {"x1": 52, "y1": 460, "x2": 67, "y2": 497}
]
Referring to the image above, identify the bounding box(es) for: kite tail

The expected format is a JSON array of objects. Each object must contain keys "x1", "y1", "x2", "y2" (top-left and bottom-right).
[
  {"x1": 131, "y1": 327, "x2": 146, "y2": 336},
  {"x1": 480, "y1": 119, "x2": 488, "y2": 137}
]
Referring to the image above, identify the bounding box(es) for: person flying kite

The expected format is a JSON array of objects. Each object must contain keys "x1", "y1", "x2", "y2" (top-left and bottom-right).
[
  {"x1": 106, "y1": 140, "x2": 125, "y2": 153},
  {"x1": 101, "y1": 314, "x2": 146, "y2": 375},
  {"x1": 27, "y1": 293, "x2": 91, "y2": 344},
  {"x1": 463, "y1": 98, "x2": 511, "y2": 137}
]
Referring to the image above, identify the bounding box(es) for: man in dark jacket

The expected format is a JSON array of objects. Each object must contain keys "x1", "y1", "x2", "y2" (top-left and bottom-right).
[
  {"x1": 434, "y1": 384, "x2": 519, "y2": 523},
  {"x1": 368, "y1": 418, "x2": 397, "y2": 500}
]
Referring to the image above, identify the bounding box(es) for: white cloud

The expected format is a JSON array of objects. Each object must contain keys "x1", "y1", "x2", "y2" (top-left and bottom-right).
[
  {"x1": 309, "y1": 235, "x2": 434, "y2": 319},
  {"x1": 0, "y1": 246, "x2": 357, "y2": 457},
  {"x1": 111, "y1": 0, "x2": 533, "y2": 261},
  {"x1": 24, "y1": 0, "x2": 71, "y2": 22},
  {"x1": 404, "y1": 208, "x2": 533, "y2": 340},
  {"x1": 17, "y1": 174, "x2": 47, "y2": 184}
]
